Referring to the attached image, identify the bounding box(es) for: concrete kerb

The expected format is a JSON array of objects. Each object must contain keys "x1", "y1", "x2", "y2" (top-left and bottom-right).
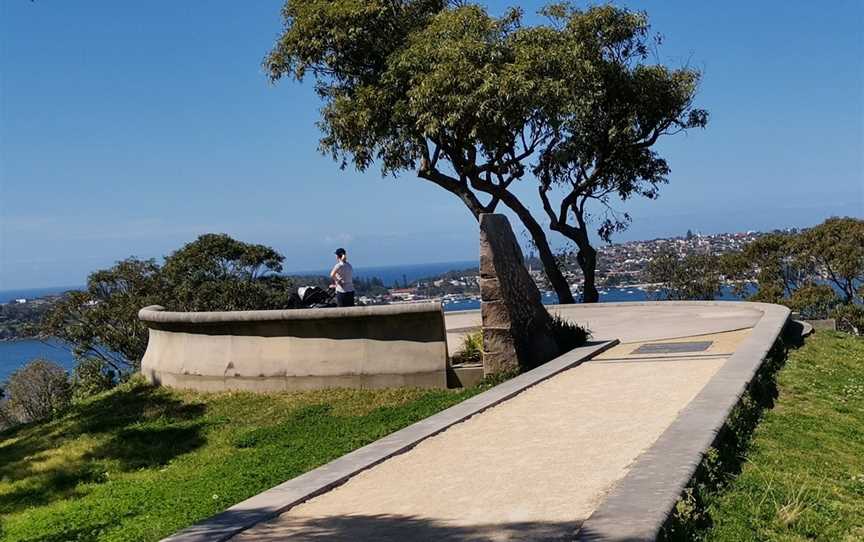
[
  {"x1": 575, "y1": 302, "x2": 790, "y2": 542},
  {"x1": 160, "y1": 339, "x2": 619, "y2": 542}
]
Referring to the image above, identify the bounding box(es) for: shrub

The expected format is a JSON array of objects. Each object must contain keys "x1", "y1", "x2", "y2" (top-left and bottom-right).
[
  {"x1": 833, "y1": 303, "x2": 864, "y2": 336},
  {"x1": 451, "y1": 316, "x2": 589, "y2": 366},
  {"x1": 0, "y1": 386, "x2": 16, "y2": 431},
  {"x1": 72, "y1": 357, "x2": 118, "y2": 400},
  {"x1": 452, "y1": 331, "x2": 482, "y2": 364},
  {"x1": 647, "y1": 249, "x2": 722, "y2": 301},
  {"x1": 787, "y1": 283, "x2": 841, "y2": 319},
  {"x1": 3, "y1": 358, "x2": 72, "y2": 424},
  {"x1": 41, "y1": 234, "x2": 296, "y2": 375},
  {"x1": 550, "y1": 314, "x2": 590, "y2": 352}
]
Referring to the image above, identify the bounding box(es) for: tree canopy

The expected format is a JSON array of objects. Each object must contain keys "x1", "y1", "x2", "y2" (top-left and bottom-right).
[
  {"x1": 647, "y1": 248, "x2": 721, "y2": 301},
  {"x1": 41, "y1": 234, "x2": 294, "y2": 372},
  {"x1": 649, "y1": 217, "x2": 864, "y2": 334},
  {"x1": 267, "y1": 0, "x2": 707, "y2": 303},
  {"x1": 793, "y1": 217, "x2": 864, "y2": 303}
]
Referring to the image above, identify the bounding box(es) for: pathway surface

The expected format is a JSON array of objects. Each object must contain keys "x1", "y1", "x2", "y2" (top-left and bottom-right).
[
  {"x1": 233, "y1": 303, "x2": 761, "y2": 541},
  {"x1": 446, "y1": 302, "x2": 761, "y2": 353}
]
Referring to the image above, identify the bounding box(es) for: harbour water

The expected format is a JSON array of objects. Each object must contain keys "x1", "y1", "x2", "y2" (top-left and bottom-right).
[
  {"x1": 440, "y1": 284, "x2": 747, "y2": 311},
  {"x1": 0, "y1": 286, "x2": 81, "y2": 305},
  {"x1": 0, "y1": 339, "x2": 77, "y2": 382}
]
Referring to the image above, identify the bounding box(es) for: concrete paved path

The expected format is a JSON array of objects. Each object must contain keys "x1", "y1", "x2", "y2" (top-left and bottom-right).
[
  {"x1": 233, "y1": 303, "x2": 761, "y2": 542},
  {"x1": 446, "y1": 302, "x2": 761, "y2": 354}
]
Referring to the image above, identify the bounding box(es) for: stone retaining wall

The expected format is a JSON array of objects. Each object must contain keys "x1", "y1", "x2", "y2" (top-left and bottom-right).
[{"x1": 138, "y1": 303, "x2": 449, "y2": 392}]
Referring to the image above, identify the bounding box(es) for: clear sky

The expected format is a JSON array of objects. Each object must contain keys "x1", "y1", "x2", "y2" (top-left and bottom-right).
[{"x1": 1, "y1": 0, "x2": 862, "y2": 289}]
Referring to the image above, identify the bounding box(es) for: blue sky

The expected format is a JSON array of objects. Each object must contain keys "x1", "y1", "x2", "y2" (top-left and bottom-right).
[{"x1": 1, "y1": 0, "x2": 862, "y2": 289}]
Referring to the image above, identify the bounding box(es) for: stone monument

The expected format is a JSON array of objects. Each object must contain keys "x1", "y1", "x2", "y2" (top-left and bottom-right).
[{"x1": 479, "y1": 213, "x2": 561, "y2": 375}]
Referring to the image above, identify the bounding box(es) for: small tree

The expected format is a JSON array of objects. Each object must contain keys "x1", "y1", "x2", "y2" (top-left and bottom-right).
[
  {"x1": 722, "y1": 233, "x2": 807, "y2": 303},
  {"x1": 266, "y1": 1, "x2": 706, "y2": 303},
  {"x1": 162, "y1": 233, "x2": 293, "y2": 311},
  {"x1": 42, "y1": 234, "x2": 295, "y2": 374},
  {"x1": 533, "y1": 5, "x2": 707, "y2": 302},
  {"x1": 724, "y1": 218, "x2": 864, "y2": 307},
  {"x1": 0, "y1": 386, "x2": 15, "y2": 430},
  {"x1": 647, "y1": 248, "x2": 721, "y2": 301},
  {"x1": 793, "y1": 217, "x2": 864, "y2": 304},
  {"x1": 834, "y1": 303, "x2": 864, "y2": 336},
  {"x1": 3, "y1": 359, "x2": 72, "y2": 424},
  {"x1": 41, "y1": 258, "x2": 166, "y2": 373},
  {"x1": 787, "y1": 283, "x2": 841, "y2": 320}
]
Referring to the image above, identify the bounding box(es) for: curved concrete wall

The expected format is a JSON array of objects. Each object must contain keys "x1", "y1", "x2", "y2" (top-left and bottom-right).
[{"x1": 138, "y1": 303, "x2": 449, "y2": 392}]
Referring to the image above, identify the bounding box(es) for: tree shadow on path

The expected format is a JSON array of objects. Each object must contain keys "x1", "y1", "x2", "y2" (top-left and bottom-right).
[{"x1": 235, "y1": 513, "x2": 581, "y2": 541}]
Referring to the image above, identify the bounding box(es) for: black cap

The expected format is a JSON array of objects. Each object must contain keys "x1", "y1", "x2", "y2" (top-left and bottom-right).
[{"x1": 335, "y1": 248, "x2": 346, "y2": 256}]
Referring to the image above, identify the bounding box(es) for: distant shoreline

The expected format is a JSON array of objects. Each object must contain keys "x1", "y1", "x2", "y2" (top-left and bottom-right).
[{"x1": 0, "y1": 261, "x2": 482, "y2": 303}]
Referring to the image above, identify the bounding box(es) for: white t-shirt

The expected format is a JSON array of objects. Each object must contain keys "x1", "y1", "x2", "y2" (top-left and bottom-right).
[{"x1": 331, "y1": 261, "x2": 354, "y2": 293}]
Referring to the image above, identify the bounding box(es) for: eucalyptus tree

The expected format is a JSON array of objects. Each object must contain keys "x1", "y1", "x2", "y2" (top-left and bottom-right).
[
  {"x1": 646, "y1": 248, "x2": 721, "y2": 301},
  {"x1": 41, "y1": 234, "x2": 294, "y2": 373},
  {"x1": 531, "y1": 4, "x2": 708, "y2": 302},
  {"x1": 793, "y1": 217, "x2": 864, "y2": 304},
  {"x1": 267, "y1": 1, "x2": 707, "y2": 303}
]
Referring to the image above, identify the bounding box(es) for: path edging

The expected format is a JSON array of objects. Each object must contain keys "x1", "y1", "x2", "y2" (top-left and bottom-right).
[
  {"x1": 576, "y1": 302, "x2": 790, "y2": 541},
  {"x1": 161, "y1": 339, "x2": 619, "y2": 542}
]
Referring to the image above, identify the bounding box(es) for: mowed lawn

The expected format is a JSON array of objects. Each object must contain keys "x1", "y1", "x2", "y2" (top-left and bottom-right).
[
  {"x1": 0, "y1": 378, "x2": 490, "y2": 542},
  {"x1": 705, "y1": 332, "x2": 864, "y2": 541}
]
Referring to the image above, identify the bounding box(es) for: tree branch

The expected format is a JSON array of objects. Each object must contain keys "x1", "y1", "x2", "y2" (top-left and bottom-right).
[{"x1": 417, "y1": 167, "x2": 488, "y2": 219}]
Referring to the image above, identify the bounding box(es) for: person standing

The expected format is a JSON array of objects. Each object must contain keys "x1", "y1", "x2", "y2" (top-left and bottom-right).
[{"x1": 330, "y1": 248, "x2": 355, "y2": 307}]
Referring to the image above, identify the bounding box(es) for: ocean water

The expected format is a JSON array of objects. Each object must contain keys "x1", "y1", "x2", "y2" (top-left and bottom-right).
[
  {"x1": 441, "y1": 284, "x2": 747, "y2": 312},
  {"x1": 0, "y1": 285, "x2": 82, "y2": 304},
  {"x1": 292, "y1": 260, "x2": 480, "y2": 287},
  {"x1": 0, "y1": 261, "x2": 481, "y2": 304},
  {"x1": 1, "y1": 287, "x2": 82, "y2": 381},
  {"x1": 0, "y1": 339, "x2": 77, "y2": 382}
]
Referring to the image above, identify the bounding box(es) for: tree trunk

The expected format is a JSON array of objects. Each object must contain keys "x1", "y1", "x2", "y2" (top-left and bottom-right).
[
  {"x1": 532, "y1": 226, "x2": 576, "y2": 304},
  {"x1": 417, "y1": 166, "x2": 575, "y2": 304},
  {"x1": 494, "y1": 190, "x2": 576, "y2": 304},
  {"x1": 576, "y1": 242, "x2": 599, "y2": 303},
  {"x1": 546, "y1": 204, "x2": 600, "y2": 304}
]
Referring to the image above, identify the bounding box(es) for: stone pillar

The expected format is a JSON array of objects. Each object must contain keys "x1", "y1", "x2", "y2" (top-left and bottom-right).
[{"x1": 480, "y1": 214, "x2": 560, "y2": 375}]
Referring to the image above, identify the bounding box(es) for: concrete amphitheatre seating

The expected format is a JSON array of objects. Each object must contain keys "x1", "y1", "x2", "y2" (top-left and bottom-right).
[{"x1": 138, "y1": 302, "x2": 449, "y2": 392}]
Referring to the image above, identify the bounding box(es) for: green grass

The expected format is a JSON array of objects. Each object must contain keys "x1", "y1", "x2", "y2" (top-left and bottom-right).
[
  {"x1": 0, "y1": 378, "x2": 492, "y2": 542},
  {"x1": 702, "y1": 332, "x2": 864, "y2": 541}
]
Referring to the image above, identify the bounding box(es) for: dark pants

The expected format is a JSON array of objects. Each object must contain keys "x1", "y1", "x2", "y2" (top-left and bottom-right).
[{"x1": 336, "y1": 291, "x2": 355, "y2": 307}]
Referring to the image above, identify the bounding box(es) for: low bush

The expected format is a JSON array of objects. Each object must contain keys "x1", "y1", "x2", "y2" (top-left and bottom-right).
[
  {"x1": 787, "y1": 283, "x2": 841, "y2": 319},
  {"x1": 550, "y1": 314, "x2": 590, "y2": 352},
  {"x1": 0, "y1": 387, "x2": 16, "y2": 431},
  {"x1": 2, "y1": 358, "x2": 72, "y2": 425},
  {"x1": 451, "y1": 315, "x2": 589, "y2": 367},
  {"x1": 71, "y1": 357, "x2": 117, "y2": 401},
  {"x1": 451, "y1": 331, "x2": 482, "y2": 365},
  {"x1": 833, "y1": 303, "x2": 864, "y2": 335}
]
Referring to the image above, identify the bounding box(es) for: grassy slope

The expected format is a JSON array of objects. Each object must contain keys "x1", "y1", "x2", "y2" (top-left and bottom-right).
[
  {"x1": 0, "y1": 379, "x2": 489, "y2": 542},
  {"x1": 705, "y1": 332, "x2": 864, "y2": 541}
]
